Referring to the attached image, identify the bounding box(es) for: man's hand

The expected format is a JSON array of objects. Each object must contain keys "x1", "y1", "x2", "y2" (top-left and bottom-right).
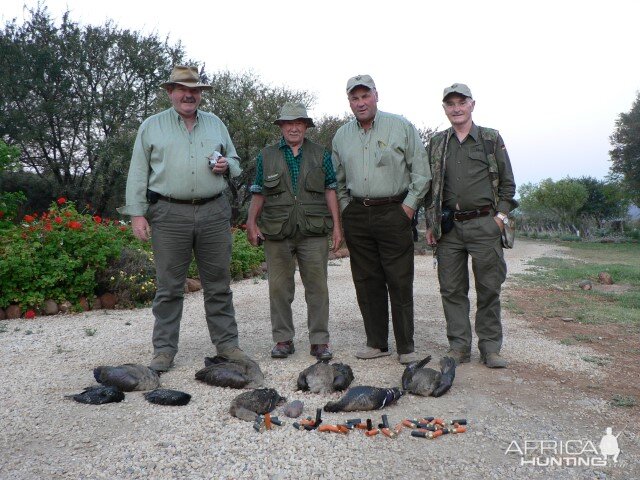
[
  {"x1": 401, "y1": 204, "x2": 415, "y2": 219},
  {"x1": 331, "y1": 227, "x2": 344, "y2": 253},
  {"x1": 132, "y1": 216, "x2": 151, "y2": 241},
  {"x1": 246, "y1": 222, "x2": 264, "y2": 247},
  {"x1": 426, "y1": 228, "x2": 437, "y2": 247},
  {"x1": 494, "y1": 216, "x2": 505, "y2": 232}
]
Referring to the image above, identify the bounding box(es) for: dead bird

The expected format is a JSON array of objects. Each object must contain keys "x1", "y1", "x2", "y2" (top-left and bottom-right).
[
  {"x1": 144, "y1": 389, "x2": 191, "y2": 406},
  {"x1": 229, "y1": 388, "x2": 286, "y2": 422},
  {"x1": 195, "y1": 355, "x2": 264, "y2": 389},
  {"x1": 67, "y1": 385, "x2": 125, "y2": 405},
  {"x1": 296, "y1": 360, "x2": 354, "y2": 393},
  {"x1": 323, "y1": 386, "x2": 403, "y2": 412},
  {"x1": 93, "y1": 364, "x2": 160, "y2": 392},
  {"x1": 401, "y1": 355, "x2": 456, "y2": 397},
  {"x1": 281, "y1": 399, "x2": 304, "y2": 418}
]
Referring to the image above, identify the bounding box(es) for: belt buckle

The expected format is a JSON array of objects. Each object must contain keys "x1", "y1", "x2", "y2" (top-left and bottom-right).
[
  {"x1": 362, "y1": 198, "x2": 372, "y2": 207},
  {"x1": 191, "y1": 198, "x2": 202, "y2": 204}
]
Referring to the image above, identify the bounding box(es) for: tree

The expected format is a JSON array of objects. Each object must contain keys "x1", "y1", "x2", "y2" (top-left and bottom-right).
[
  {"x1": 575, "y1": 176, "x2": 628, "y2": 221},
  {"x1": 518, "y1": 178, "x2": 588, "y2": 225},
  {"x1": 0, "y1": 6, "x2": 185, "y2": 213},
  {"x1": 609, "y1": 91, "x2": 640, "y2": 205}
]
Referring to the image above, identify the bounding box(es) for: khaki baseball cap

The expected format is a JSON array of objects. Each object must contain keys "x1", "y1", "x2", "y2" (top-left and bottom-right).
[
  {"x1": 273, "y1": 102, "x2": 315, "y2": 127},
  {"x1": 442, "y1": 83, "x2": 472, "y2": 101},
  {"x1": 346, "y1": 74, "x2": 376, "y2": 93}
]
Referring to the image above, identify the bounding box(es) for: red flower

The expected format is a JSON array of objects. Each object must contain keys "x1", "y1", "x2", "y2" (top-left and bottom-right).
[
  {"x1": 24, "y1": 214, "x2": 35, "y2": 223},
  {"x1": 68, "y1": 221, "x2": 82, "y2": 230},
  {"x1": 54, "y1": 216, "x2": 63, "y2": 224},
  {"x1": 119, "y1": 226, "x2": 128, "y2": 232},
  {"x1": 25, "y1": 310, "x2": 36, "y2": 319},
  {"x1": 93, "y1": 215, "x2": 102, "y2": 223},
  {"x1": 63, "y1": 211, "x2": 72, "y2": 217},
  {"x1": 57, "y1": 197, "x2": 66, "y2": 205},
  {"x1": 44, "y1": 223, "x2": 52, "y2": 231}
]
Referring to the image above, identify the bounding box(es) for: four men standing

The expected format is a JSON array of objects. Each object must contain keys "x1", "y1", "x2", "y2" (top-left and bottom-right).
[{"x1": 121, "y1": 67, "x2": 515, "y2": 371}]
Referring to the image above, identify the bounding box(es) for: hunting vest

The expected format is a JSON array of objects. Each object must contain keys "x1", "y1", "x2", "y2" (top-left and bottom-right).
[
  {"x1": 258, "y1": 139, "x2": 333, "y2": 240},
  {"x1": 425, "y1": 126, "x2": 501, "y2": 240}
]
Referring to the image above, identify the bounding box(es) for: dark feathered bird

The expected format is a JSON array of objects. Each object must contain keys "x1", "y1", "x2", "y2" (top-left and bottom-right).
[
  {"x1": 144, "y1": 389, "x2": 192, "y2": 406},
  {"x1": 67, "y1": 385, "x2": 125, "y2": 405},
  {"x1": 296, "y1": 360, "x2": 354, "y2": 393},
  {"x1": 229, "y1": 388, "x2": 286, "y2": 421},
  {"x1": 323, "y1": 386, "x2": 403, "y2": 412},
  {"x1": 195, "y1": 355, "x2": 264, "y2": 389},
  {"x1": 93, "y1": 364, "x2": 160, "y2": 392},
  {"x1": 401, "y1": 355, "x2": 456, "y2": 397}
]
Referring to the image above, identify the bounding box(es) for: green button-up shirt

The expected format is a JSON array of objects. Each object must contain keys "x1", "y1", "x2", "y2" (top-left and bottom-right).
[
  {"x1": 331, "y1": 110, "x2": 430, "y2": 212},
  {"x1": 250, "y1": 137, "x2": 336, "y2": 194},
  {"x1": 443, "y1": 123, "x2": 514, "y2": 213},
  {"x1": 118, "y1": 107, "x2": 241, "y2": 216}
]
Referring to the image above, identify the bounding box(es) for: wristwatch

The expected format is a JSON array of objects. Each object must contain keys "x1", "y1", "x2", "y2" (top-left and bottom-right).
[{"x1": 496, "y1": 212, "x2": 509, "y2": 225}]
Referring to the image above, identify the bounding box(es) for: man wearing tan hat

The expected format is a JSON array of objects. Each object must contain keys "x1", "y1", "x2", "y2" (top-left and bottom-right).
[
  {"x1": 119, "y1": 65, "x2": 248, "y2": 371},
  {"x1": 246, "y1": 102, "x2": 342, "y2": 361},
  {"x1": 332, "y1": 75, "x2": 430, "y2": 365},
  {"x1": 425, "y1": 83, "x2": 517, "y2": 369}
]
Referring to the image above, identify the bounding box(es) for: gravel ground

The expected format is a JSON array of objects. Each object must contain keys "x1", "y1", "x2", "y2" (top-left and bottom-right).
[{"x1": 1, "y1": 240, "x2": 637, "y2": 479}]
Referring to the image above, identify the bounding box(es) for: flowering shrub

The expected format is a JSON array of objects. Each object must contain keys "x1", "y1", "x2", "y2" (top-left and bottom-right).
[
  {"x1": 0, "y1": 199, "x2": 143, "y2": 309},
  {"x1": 230, "y1": 228, "x2": 265, "y2": 279}
]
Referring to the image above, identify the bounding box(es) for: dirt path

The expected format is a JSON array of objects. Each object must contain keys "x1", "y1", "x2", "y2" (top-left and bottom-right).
[{"x1": 0, "y1": 239, "x2": 637, "y2": 479}]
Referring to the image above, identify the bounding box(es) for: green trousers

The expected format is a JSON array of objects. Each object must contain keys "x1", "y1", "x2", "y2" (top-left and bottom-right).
[
  {"x1": 148, "y1": 197, "x2": 239, "y2": 356},
  {"x1": 264, "y1": 231, "x2": 330, "y2": 344},
  {"x1": 342, "y1": 201, "x2": 415, "y2": 354},
  {"x1": 437, "y1": 214, "x2": 507, "y2": 354}
]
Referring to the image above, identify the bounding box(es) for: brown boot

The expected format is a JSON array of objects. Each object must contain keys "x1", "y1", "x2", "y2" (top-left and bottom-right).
[
  {"x1": 482, "y1": 352, "x2": 507, "y2": 368},
  {"x1": 445, "y1": 348, "x2": 471, "y2": 365},
  {"x1": 149, "y1": 352, "x2": 175, "y2": 372},
  {"x1": 271, "y1": 341, "x2": 295, "y2": 359}
]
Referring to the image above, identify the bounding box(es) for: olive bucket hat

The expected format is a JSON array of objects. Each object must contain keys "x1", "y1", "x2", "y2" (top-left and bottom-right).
[
  {"x1": 159, "y1": 65, "x2": 212, "y2": 90},
  {"x1": 273, "y1": 102, "x2": 315, "y2": 127}
]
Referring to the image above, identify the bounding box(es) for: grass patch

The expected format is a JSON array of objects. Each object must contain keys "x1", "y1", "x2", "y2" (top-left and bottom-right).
[
  {"x1": 581, "y1": 355, "x2": 609, "y2": 366},
  {"x1": 0, "y1": 322, "x2": 7, "y2": 333},
  {"x1": 509, "y1": 241, "x2": 640, "y2": 325},
  {"x1": 84, "y1": 327, "x2": 97, "y2": 337},
  {"x1": 611, "y1": 394, "x2": 637, "y2": 407}
]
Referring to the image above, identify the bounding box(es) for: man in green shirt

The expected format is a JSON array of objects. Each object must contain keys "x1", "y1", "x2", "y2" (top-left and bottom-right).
[
  {"x1": 332, "y1": 75, "x2": 430, "y2": 365},
  {"x1": 425, "y1": 83, "x2": 517, "y2": 369},
  {"x1": 246, "y1": 103, "x2": 342, "y2": 361},
  {"x1": 118, "y1": 65, "x2": 247, "y2": 372}
]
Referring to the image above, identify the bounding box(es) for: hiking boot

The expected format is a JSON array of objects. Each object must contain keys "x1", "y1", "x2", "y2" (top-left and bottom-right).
[
  {"x1": 271, "y1": 341, "x2": 295, "y2": 359},
  {"x1": 218, "y1": 346, "x2": 250, "y2": 361},
  {"x1": 398, "y1": 351, "x2": 420, "y2": 365},
  {"x1": 311, "y1": 344, "x2": 333, "y2": 361},
  {"x1": 446, "y1": 348, "x2": 471, "y2": 365},
  {"x1": 149, "y1": 352, "x2": 175, "y2": 372},
  {"x1": 355, "y1": 346, "x2": 391, "y2": 359},
  {"x1": 482, "y1": 352, "x2": 508, "y2": 369}
]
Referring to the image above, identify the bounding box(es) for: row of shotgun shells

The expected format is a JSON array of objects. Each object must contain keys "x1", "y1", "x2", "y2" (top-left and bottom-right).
[{"x1": 404, "y1": 417, "x2": 468, "y2": 439}]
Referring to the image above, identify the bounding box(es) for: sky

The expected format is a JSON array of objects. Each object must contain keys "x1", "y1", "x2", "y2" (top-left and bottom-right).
[{"x1": 3, "y1": 0, "x2": 640, "y2": 192}]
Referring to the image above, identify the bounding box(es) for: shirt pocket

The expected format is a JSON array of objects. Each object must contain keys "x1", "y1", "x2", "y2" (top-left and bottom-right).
[
  {"x1": 201, "y1": 140, "x2": 223, "y2": 166},
  {"x1": 467, "y1": 150, "x2": 489, "y2": 177},
  {"x1": 374, "y1": 139, "x2": 398, "y2": 167}
]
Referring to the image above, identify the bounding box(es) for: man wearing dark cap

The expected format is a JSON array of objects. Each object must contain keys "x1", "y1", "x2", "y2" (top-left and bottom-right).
[
  {"x1": 119, "y1": 65, "x2": 248, "y2": 371},
  {"x1": 246, "y1": 102, "x2": 342, "y2": 361},
  {"x1": 332, "y1": 75, "x2": 430, "y2": 365},
  {"x1": 425, "y1": 83, "x2": 517, "y2": 368}
]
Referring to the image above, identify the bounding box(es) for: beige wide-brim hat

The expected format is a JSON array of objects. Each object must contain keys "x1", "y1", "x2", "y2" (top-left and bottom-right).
[
  {"x1": 159, "y1": 65, "x2": 212, "y2": 90},
  {"x1": 273, "y1": 102, "x2": 315, "y2": 127}
]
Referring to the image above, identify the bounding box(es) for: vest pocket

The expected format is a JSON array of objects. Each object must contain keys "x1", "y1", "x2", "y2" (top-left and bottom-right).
[
  {"x1": 263, "y1": 172, "x2": 285, "y2": 195},
  {"x1": 303, "y1": 209, "x2": 333, "y2": 235},
  {"x1": 304, "y1": 167, "x2": 326, "y2": 193},
  {"x1": 258, "y1": 210, "x2": 291, "y2": 240}
]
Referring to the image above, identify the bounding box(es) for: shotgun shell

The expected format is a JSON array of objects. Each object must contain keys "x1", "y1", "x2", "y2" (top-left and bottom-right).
[
  {"x1": 365, "y1": 428, "x2": 379, "y2": 437},
  {"x1": 265, "y1": 413, "x2": 272, "y2": 430},
  {"x1": 411, "y1": 430, "x2": 428, "y2": 438},
  {"x1": 366, "y1": 419, "x2": 373, "y2": 431},
  {"x1": 271, "y1": 417, "x2": 284, "y2": 426},
  {"x1": 420, "y1": 417, "x2": 435, "y2": 423},
  {"x1": 402, "y1": 419, "x2": 417, "y2": 429},
  {"x1": 416, "y1": 423, "x2": 437, "y2": 431},
  {"x1": 354, "y1": 422, "x2": 368, "y2": 430},
  {"x1": 292, "y1": 422, "x2": 305, "y2": 431},
  {"x1": 381, "y1": 414, "x2": 390, "y2": 429},
  {"x1": 381, "y1": 427, "x2": 397, "y2": 439},
  {"x1": 450, "y1": 419, "x2": 467, "y2": 425},
  {"x1": 346, "y1": 418, "x2": 362, "y2": 425}
]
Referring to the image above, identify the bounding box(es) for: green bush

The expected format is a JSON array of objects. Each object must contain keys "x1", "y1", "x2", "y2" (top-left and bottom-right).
[
  {"x1": 0, "y1": 198, "x2": 138, "y2": 309},
  {"x1": 95, "y1": 246, "x2": 156, "y2": 307},
  {"x1": 230, "y1": 228, "x2": 264, "y2": 279}
]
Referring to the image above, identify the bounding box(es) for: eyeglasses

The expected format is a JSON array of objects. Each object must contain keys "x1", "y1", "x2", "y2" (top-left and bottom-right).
[{"x1": 443, "y1": 99, "x2": 473, "y2": 110}]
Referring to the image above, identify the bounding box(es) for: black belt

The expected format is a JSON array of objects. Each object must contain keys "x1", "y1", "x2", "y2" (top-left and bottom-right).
[
  {"x1": 158, "y1": 193, "x2": 223, "y2": 205},
  {"x1": 351, "y1": 193, "x2": 407, "y2": 207},
  {"x1": 453, "y1": 205, "x2": 493, "y2": 221}
]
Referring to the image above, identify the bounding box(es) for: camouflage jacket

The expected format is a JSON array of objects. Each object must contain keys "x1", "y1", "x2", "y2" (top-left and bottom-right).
[{"x1": 425, "y1": 125, "x2": 517, "y2": 240}]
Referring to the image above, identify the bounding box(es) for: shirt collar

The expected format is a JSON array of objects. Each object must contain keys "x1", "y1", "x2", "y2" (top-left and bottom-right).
[
  {"x1": 279, "y1": 136, "x2": 305, "y2": 152},
  {"x1": 357, "y1": 110, "x2": 380, "y2": 130},
  {"x1": 169, "y1": 107, "x2": 199, "y2": 125},
  {"x1": 468, "y1": 123, "x2": 480, "y2": 142}
]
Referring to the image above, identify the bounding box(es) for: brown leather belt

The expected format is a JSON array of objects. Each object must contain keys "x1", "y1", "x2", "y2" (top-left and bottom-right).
[
  {"x1": 158, "y1": 193, "x2": 223, "y2": 205},
  {"x1": 351, "y1": 193, "x2": 407, "y2": 207},
  {"x1": 453, "y1": 205, "x2": 493, "y2": 221}
]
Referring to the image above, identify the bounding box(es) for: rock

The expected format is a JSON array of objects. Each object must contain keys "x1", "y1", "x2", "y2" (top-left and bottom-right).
[
  {"x1": 78, "y1": 297, "x2": 90, "y2": 311},
  {"x1": 58, "y1": 301, "x2": 72, "y2": 313},
  {"x1": 578, "y1": 279, "x2": 592, "y2": 290},
  {"x1": 561, "y1": 317, "x2": 574, "y2": 322},
  {"x1": 6, "y1": 305, "x2": 21, "y2": 319},
  {"x1": 99, "y1": 293, "x2": 117, "y2": 309},
  {"x1": 44, "y1": 299, "x2": 59, "y2": 315},
  {"x1": 597, "y1": 272, "x2": 613, "y2": 285},
  {"x1": 92, "y1": 297, "x2": 102, "y2": 310},
  {"x1": 186, "y1": 277, "x2": 202, "y2": 292},
  {"x1": 0, "y1": 308, "x2": 5, "y2": 320}
]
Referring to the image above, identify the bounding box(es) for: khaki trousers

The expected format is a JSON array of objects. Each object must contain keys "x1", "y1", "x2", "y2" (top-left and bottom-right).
[
  {"x1": 148, "y1": 197, "x2": 238, "y2": 356},
  {"x1": 264, "y1": 231, "x2": 330, "y2": 344},
  {"x1": 437, "y1": 214, "x2": 507, "y2": 354},
  {"x1": 342, "y1": 202, "x2": 415, "y2": 354}
]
